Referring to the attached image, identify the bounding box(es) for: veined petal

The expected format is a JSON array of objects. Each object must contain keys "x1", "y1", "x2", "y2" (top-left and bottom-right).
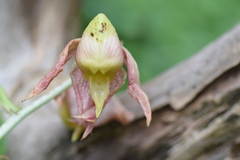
[
  {"x1": 122, "y1": 47, "x2": 140, "y2": 85},
  {"x1": 23, "y1": 39, "x2": 81, "y2": 101},
  {"x1": 81, "y1": 122, "x2": 95, "y2": 140},
  {"x1": 122, "y1": 47, "x2": 152, "y2": 126},
  {"x1": 127, "y1": 84, "x2": 152, "y2": 126},
  {"x1": 105, "y1": 68, "x2": 126, "y2": 103},
  {"x1": 76, "y1": 13, "x2": 124, "y2": 76},
  {"x1": 70, "y1": 66, "x2": 94, "y2": 116}
]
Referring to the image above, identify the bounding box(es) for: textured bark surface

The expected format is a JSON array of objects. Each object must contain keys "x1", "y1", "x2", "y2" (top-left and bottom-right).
[{"x1": 2, "y1": 0, "x2": 240, "y2": 160}]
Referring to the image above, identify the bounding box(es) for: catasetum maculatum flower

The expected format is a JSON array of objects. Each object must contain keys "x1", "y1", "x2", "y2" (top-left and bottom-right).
[{"x1": 24, "y1": 13, "x2": 152, "y2": 139}]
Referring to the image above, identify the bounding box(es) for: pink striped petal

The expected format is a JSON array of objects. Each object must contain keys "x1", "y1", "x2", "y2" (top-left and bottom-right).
[
  {"x1": 122, "y1": 47, "x2": 152, "y2": 126},
  {"x1": 81, "y1": 122, "x2": 95, "y2": 140},
  {"x1": 104, "y1": 68, "x2": 126, "y2": 105},
  {"x1": 23, "y1": 39, "x2": 81, "y2": 101},
  {"x1": 70, "y1": 66, "x2": 94, "y2": 116}
]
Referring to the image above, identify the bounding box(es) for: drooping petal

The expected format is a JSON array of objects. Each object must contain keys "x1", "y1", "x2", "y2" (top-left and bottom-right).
[
  {"x1": 81, "y1": 122, "x2": 95, "y2": 140},
  {"x1": 122, "y1": 47, "x2": 140, "y2": 86},
  {"x1": 105, "y1": 68, "x2": 127, "y2": 104},
  {"x1": 23, "y1": 39, "x2": 81, "y2": 101},
  {"x1": 127, "y1": 84, "x2": 152, "y2": 126},
  {"x1": 122, "y1": 47, "x2": 152, "y2": 126},
  {"x1": 70, "y1": 66, "x2": 95, "y2": 117}
]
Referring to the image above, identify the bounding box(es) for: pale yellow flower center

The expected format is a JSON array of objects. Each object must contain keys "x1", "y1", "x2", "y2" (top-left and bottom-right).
[{"x1": 76, "y1": 13, "x2": 124, "y2": 118}]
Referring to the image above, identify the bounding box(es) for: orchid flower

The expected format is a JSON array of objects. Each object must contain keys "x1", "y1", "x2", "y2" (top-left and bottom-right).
[{"x1": 23, "y1": 13, "x2": 152, "y2": 139}]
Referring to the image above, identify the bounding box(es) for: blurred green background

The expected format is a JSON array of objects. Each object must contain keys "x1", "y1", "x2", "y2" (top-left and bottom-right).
[
  {"x1": 81, "y1": 0, "x2": 240, "y2": 83},
  {"x1": 1, "y1": 0, "x2": 240, "y2": 156}
]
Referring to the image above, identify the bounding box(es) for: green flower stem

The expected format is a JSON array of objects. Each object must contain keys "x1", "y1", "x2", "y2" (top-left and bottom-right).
[{"x1": 0, "y1": 79, "x2": 72, "y2": 140}]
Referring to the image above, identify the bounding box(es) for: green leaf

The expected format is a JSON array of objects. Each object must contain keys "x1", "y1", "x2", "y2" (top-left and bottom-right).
[{"x1": 0, "y1": 86, "x2": 21, "y2": 114}]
